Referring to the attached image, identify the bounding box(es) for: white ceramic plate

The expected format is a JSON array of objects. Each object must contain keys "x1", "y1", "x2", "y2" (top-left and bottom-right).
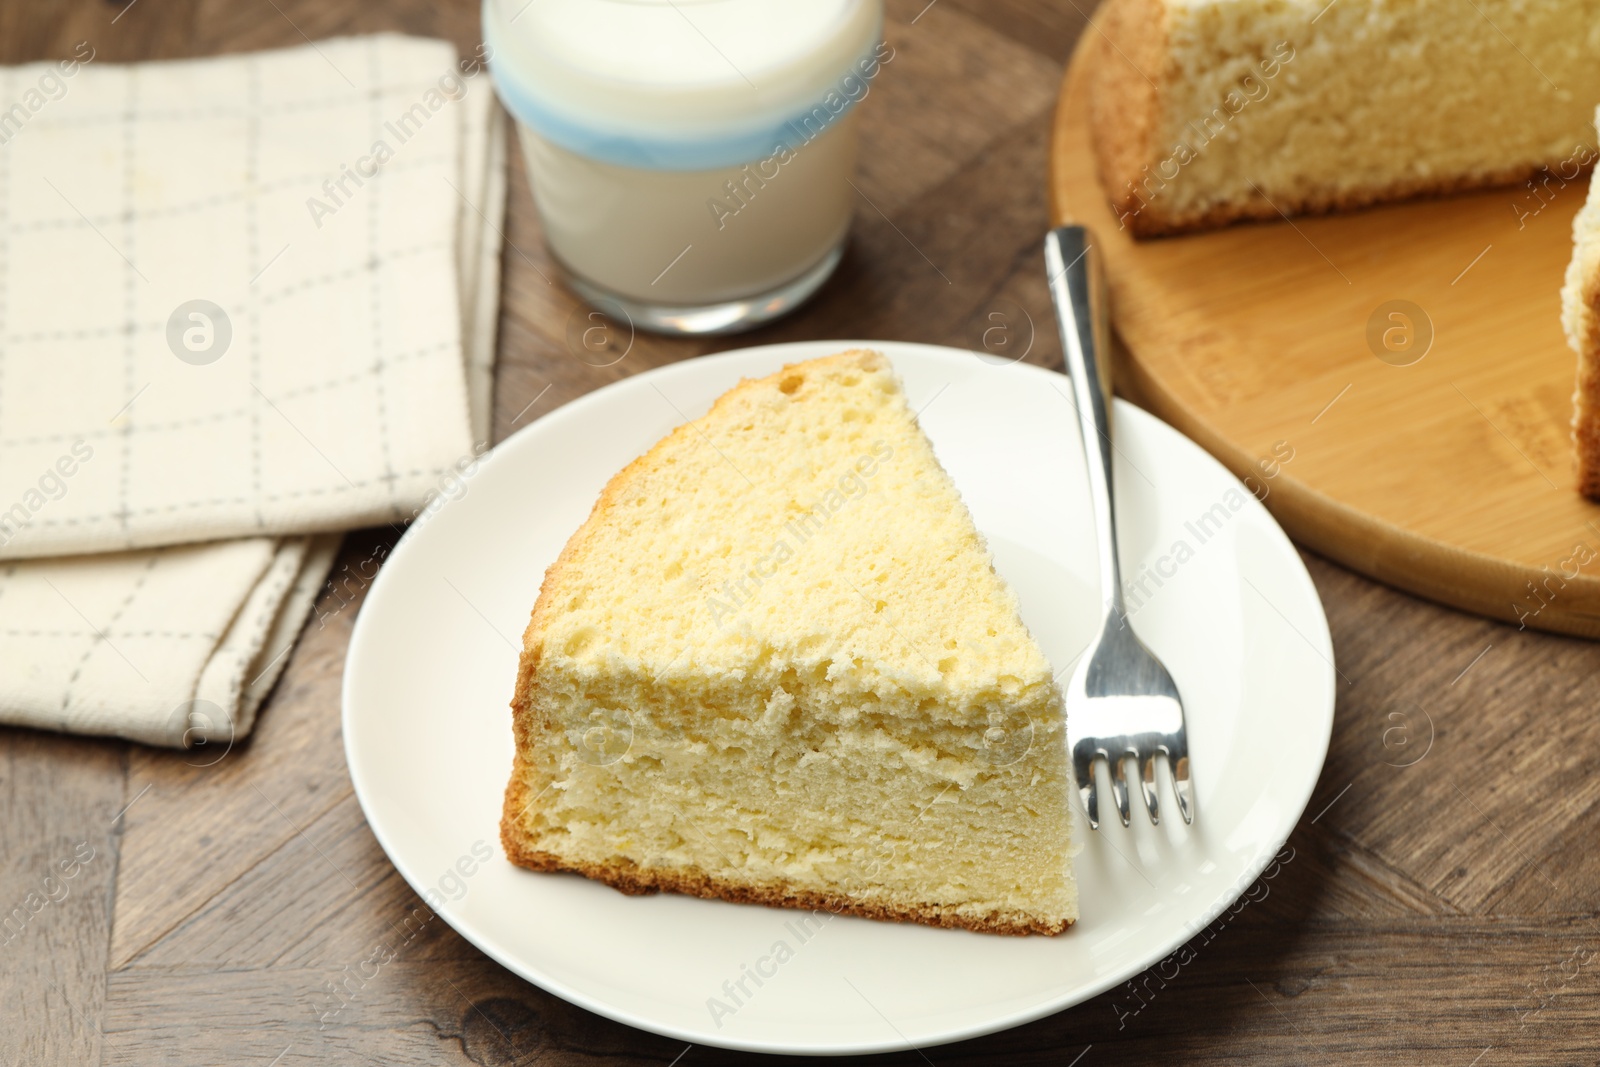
[{"x1": 343, "y1": 341, "x2": 1336, "y2": 1056}]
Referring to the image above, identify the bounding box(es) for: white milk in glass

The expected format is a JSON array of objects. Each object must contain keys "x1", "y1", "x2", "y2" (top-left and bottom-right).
[{"x1": 484, "y1": 0, "x2": 886, "y2": 333}]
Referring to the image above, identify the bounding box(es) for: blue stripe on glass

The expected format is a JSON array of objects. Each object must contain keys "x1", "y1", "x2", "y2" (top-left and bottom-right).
[{"x1": 485, "y1": 22, "x2": 881, "y2": 171}]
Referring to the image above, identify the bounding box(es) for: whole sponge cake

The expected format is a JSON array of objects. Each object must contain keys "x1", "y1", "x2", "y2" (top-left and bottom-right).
[
  {"x1": 1091, "y1": 0, "x2": 1600, "y2": 236},
  {"x1": 1564, "y1": 109, "x2": 1600, "y2": 499},
  {"x1": 501, "y1": 350, "x2": 1077, "y2": 935}
]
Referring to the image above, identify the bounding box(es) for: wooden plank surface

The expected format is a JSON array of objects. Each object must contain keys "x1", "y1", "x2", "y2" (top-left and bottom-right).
[
  {"x1": 1050, "y1": 31, "x2": 1600, "y2": 640},
  {"x1": 3, "y1": 1, "x2": 1600, "y2": 1064},
  {"x1": 0, "y1": 731, "x2": 124, "y2": 1066}
]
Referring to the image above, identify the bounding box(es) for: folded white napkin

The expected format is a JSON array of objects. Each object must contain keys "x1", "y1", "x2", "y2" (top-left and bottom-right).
[{"x1": 0, "y1": 35, "x2": 505, "y2": 746}]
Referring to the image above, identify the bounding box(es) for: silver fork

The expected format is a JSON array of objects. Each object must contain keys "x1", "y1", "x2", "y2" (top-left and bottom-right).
[{"x1": 1044, "y1": 225, "x2": 1193, "y2": 830}]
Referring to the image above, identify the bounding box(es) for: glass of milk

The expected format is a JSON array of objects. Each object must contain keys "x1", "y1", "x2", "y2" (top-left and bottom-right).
[{"x1": 484, "y1": 0, "x2": 886, "y2": 334}]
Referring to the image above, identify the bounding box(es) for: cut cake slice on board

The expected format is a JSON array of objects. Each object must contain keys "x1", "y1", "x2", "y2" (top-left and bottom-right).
[
  {"x1": 500, "y1": 349, "x2": 1078, "y2": 935},
  {"x1": 1566, "y1": 109, "x2": 1600, "y2": 500},
  {"x1": 1089, "y1": 0, "x2": 1600, "y2": 236}
]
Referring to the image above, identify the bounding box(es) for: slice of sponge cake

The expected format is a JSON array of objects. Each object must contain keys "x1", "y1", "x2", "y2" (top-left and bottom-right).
[
  {"x1": 1564, "y1": 110, "x2": 1600, "y2": 499},
  {"x1": 1090, "y1": 0, "x2": 1600, "y2": 236},
  {"x1": 500, "y1": 349, "x2": 1077, "y2": 935}
]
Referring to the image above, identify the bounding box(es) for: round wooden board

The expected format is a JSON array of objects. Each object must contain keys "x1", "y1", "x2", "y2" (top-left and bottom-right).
[{"x1": 1049, "y1": 33, "x2": 1600, "y2": 640}]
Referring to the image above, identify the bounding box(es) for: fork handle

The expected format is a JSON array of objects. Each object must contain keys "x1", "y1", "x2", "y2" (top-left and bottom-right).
[{"x1": 1044, "y1": 226, "x2": 1123, "y2": 620}]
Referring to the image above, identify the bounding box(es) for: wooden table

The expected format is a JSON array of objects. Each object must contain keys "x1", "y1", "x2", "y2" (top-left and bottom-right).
[{"x1": 5, "y1": 2, "x2": 1599, "y2": 1064}]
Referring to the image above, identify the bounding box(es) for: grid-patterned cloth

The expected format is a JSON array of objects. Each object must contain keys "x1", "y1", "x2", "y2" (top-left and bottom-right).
[{"x1": 0, "y1": 36, "x2": 505, "y2": 746}]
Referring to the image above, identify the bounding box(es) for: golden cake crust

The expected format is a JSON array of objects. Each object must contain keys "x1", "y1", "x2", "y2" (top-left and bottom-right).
[
  {"x1": 1086, "y1": 0, "x2": 1164, "y2": 234},
  {"x1": 497, "y1": 350, "x2": 1074, "y2": 936},
  {"x1": 497, "y1": 830, "x2": 1069, "y2": 936},
  {"x1": 1572, "y1": 262, "x2": 1600, "y2": 498}
]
